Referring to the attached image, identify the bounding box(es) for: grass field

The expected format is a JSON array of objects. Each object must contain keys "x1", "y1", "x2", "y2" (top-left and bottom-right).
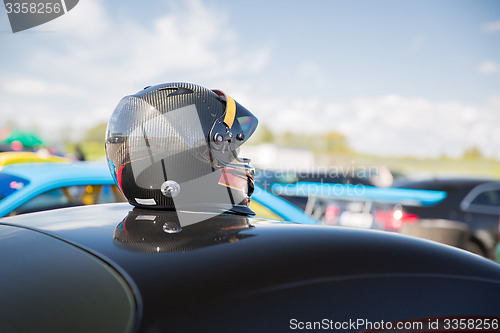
[
  {"x1": 354, "y1": 155, "x2": 500, "y2": 179},
  {"x1": 316, "y1": 152, "x2": 500, "y2": 180}
]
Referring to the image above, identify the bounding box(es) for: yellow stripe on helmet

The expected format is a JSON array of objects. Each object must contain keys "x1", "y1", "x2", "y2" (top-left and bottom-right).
[
  {"x1": 223, "y1": 93, "x2": 236, "y2": 129},
  {"x1": 213, "y1": 89, "x2": 237, "y2": 129}
]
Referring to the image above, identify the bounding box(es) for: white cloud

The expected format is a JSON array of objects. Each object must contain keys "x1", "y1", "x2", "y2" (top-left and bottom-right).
[
  {"x1": 481, "y1": 20, "x2": 500, "y2": 33},
  {"x1": 478, "y1": 61, "x2": 500, "y2": 76},
  {"x1": 1, "y1": 0, "x2": 498, "y2": 161},
  {"x1": 46, "y1": 0, "x2": 111, "y2": 39},
  {"x1": 1, "y1": 0, "x2": 271, "y2": 141},
  {"x1": 297, "y1": 61, "x2": 328, "y2": 83},
  {"x1": 1, "y1": 77, "x2": 85, "y2": 97},
  {"x1": 253, "y1": 94, "x2": 500, "y2": 159}
]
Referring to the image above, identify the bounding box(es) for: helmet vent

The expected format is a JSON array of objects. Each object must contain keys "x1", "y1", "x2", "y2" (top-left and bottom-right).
[{"x1": 159, "y1": 87, "x2": 194, "y2": 97}]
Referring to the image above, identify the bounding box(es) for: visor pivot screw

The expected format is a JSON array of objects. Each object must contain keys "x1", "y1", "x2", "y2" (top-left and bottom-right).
[
  {"x1": 161, "y1": 180, "x2": 181, "y2": 198},
  {"x1": 163, "y1": 222, "x2": 182, "y2": 234},
  {"x1": 214, "y1": 134, "x2": 223, "y2": 143},
  {"x1": 236, "y1": 133, "x2": 245, "y2": 141}
]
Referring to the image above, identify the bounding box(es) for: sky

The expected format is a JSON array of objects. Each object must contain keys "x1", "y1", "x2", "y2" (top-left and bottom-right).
[{"x1": 0, "y1": 0, "x2": 499, "y2": 158}]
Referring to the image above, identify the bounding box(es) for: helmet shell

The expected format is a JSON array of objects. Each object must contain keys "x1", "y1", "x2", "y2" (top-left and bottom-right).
[{"x1": 105, "y1": 83, "x2": 256, "y2": 215}]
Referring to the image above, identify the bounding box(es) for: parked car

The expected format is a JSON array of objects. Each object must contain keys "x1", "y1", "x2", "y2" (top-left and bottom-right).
[
  {"x1": 0, "y1": 162, "x2": 318, "y2": 224},
  {"x1": 0, "y1": 162, "x2": 126, "y2": 217},
  {"x1": 255, "y1": 169, "x2": 376, "y2": 214},
  {"x1": 268, "y1": 179, "x2": 500, "y2": 260},
  {"x1": 268, "y1": 180, "x2": 447, "y2": 227},
  {"x1": 249, "y1": 185, "x2": 318, "y2": 224},
  {"x1": 0, "y1": 151, "x2": 68, "y2": 168},
  {"x1": 1, "y1": 202, "x2": 500, "y2": 332},
  {"x1": 383, "y1": 178, "x2": 500, "y2": 259}
]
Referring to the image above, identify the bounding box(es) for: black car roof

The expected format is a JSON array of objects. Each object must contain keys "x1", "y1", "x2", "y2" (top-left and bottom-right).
[{"x1": 3, "y1": 203, "x2": 500, "y2": 332}]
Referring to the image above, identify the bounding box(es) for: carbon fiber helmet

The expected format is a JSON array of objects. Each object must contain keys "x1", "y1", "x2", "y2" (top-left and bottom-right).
[{"x1": 105, "y1": 83, "x2": 258, "y2": 218}]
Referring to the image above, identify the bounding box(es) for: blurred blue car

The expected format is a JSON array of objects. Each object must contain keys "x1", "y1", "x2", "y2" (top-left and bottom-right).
[
  {"x1": 0, "y1": 162, "x2": 125, "y2": 217},
  {"x1": 0, "y1": 162, "x2": 318, "y2": 224}
]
